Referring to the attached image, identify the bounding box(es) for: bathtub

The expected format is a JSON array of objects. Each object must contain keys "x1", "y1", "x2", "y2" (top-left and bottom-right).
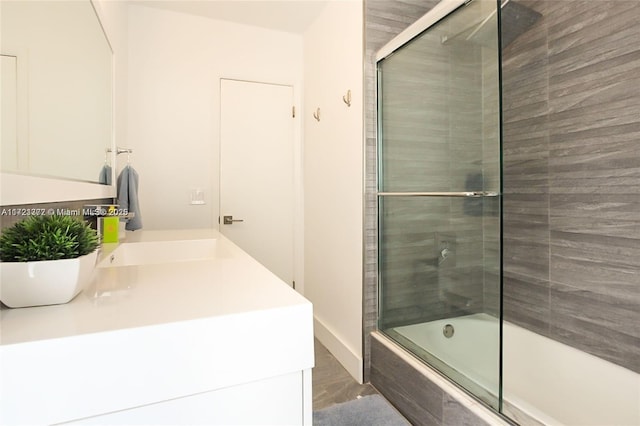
[{"x1": 392, "y1": 313, "x2": 640, "y2": 426}]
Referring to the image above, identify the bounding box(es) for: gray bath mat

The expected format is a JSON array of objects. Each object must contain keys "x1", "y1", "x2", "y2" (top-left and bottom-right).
[{"x1": 313, "y1": 394, "x2": 411, "y2": 426}]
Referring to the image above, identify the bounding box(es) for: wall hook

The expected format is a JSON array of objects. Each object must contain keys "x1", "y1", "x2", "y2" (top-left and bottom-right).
[
  {"x1": 313, "y1": 107, "x2": 321, "y2": 122},
  {"x1": 343, "y1": 89, "x2": 352, "y2": 107}
]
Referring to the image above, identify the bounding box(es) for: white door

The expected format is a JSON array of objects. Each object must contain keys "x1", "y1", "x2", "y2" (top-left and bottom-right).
[{"x1": 220, "y1": 79, "x2": 294, "y2": 286}]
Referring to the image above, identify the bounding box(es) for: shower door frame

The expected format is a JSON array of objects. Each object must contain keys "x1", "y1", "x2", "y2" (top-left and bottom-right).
[{"x1": 375, "y1": 0, "x2": 504, "y2": 414}]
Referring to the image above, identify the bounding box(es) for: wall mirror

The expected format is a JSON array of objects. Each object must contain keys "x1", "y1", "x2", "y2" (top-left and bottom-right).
[{"x1": 1, "y1": 0, "x2": 114, "y2": 197}]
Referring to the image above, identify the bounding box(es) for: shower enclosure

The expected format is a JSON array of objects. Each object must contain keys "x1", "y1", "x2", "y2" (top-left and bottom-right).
[
  {"x1": 376, "y1": 0, "x2": 509, "y2": 414},
  {"x1": 376, "y1": 0, "x2": 640, "y2": 424}
]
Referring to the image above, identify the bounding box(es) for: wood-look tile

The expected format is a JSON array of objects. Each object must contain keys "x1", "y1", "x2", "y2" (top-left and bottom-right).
[
  {"x1": 503, "y1": 145, "x2": 549, "y2": 179},
  {"x1": 370, "y1": 336, "x2": 444, "y2": 425},
  {"x1": 502, "y1": 242, "x2": 549, "y2": 283},
  {"x1": 548, "y1": 143, "x2": 640, "y2": 193},
  {"x1": 503, "y1": 115, "x2": 550, "y2": 142},
  {"x1": 503, "y1": 159, "x2": 549, "y2": 192},
  {"x1": 542, "y1": 0, "x2": 609, "y2": 37},
  {"x1": 548, "y1": 70, "x2": 640, "y2": 115},
  {"x1": 550, "y1": 194, "x2": 640, "y2": 239},
  {"x1": 366, "y1": 0, "x2": 435, "y2": 31},
  {"x1": 501, "y1": 0, "x2": 640, "y2": 374},
  {"x1": 503, "y1": 270, "x2": 550, "y2": 336},
  {"x1": 549, "y1": 230, "x2": 640, "y2": 300},
  {"x1": 549, "y1": 50, "x2": 640, "y2": 94},
  {"x1": 312, "y1": 339, "x2": 378, "y2": 411},
  {"x1": 502, "y1": 46, "x2": 548, "y2": 78},
  {"x1": 547, "y1": 2, "x2": 639, "y2": 55},
  {"x1": 502, "y1": 71, "x2": 548, "y2": 116},
  {"x1": 502, "y1": 203, "x2": 549, "y2": 280},
  {"x1": 548, "y1": 105, "x2": 640, "y2": 145},
  {"x1": 442, "y1": 394, "x2": 490, "y2": 426},
  {"x1": 549, "y1": 282, "x2": 640, "y2": 373}
]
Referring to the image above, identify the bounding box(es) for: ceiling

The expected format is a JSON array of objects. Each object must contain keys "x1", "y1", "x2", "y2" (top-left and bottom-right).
[{"x1": 130, "y1": 0, "x2": 329, "y2": 34}]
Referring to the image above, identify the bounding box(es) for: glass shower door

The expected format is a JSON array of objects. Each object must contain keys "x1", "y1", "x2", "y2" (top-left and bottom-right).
[{"x1": 377, "y1": 0, "x2": 501, "y2": 409}]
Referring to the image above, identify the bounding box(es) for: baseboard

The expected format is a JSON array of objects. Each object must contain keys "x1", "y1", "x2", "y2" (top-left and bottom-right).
[{"x1": 314, "y1": 317, "x2": 363, "y2": 384}]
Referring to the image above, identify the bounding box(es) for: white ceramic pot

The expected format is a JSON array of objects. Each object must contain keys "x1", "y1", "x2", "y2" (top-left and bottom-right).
[{"x1": 0, "y1": 250, "x2": 98, "y2": 308}]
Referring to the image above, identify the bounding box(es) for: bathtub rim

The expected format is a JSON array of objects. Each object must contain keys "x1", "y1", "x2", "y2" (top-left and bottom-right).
[
  {"x1": 371, "y1": 331, "x2": 514, "y2": 426},
  {"x1": 379, "y1": 314, "x2": 640, "y2": 426},
  {"x1": 382, "y1": 318, "x2": 501, "y2": 410}
]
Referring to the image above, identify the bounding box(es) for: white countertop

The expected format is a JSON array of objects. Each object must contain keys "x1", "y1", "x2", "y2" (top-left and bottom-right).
[
  {"x1": 0, "y1": 229, "x2": 314, "y2": 425},
  {"x1": 0, "y1": 228, "x2": 309, "y2": 345}
]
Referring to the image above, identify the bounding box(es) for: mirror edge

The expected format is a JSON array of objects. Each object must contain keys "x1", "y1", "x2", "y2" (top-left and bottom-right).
[{"x1": 1, "y1": 172, "x2": 115, "y2": 205}]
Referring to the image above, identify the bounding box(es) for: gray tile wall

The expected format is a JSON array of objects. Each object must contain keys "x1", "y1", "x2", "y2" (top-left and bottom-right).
[
  {"x1": 363, "y1": 0, "x2": 439, "y2": 382},
  {"x1": 502, "y1": 0, "x2": 640, "y2": 373}
]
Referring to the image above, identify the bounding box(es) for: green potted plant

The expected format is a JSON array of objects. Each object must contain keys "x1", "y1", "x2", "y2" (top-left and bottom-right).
[{"x1": 0, "y1": 214, "x2": 99, "y2": 308}]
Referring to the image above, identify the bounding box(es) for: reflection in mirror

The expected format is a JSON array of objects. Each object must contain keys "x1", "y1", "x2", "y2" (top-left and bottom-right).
[{"x1": 1, "y1": 0, "x2": 113, "y2": 184}]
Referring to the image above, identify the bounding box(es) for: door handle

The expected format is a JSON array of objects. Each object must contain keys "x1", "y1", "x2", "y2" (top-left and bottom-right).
[{"x1": 223, "y1": 215, "x2": 244, "y2": 225}]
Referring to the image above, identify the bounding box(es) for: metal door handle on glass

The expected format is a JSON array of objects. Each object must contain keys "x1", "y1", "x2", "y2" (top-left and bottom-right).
[{"x1": 377, "y1": 191, "x2": 499, "y2": 197}]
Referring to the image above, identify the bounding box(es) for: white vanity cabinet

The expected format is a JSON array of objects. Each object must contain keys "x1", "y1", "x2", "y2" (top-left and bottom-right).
[
  {"x1": 63, "y1": 371, "x2": 308, "y2": 425},
  {"x1": 0, "y1": 230, "x2": 314, "y2": 425}
]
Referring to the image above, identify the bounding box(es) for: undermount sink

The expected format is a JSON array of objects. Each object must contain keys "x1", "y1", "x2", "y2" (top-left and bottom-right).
[{"x1": 97, "y1": 239, "x2": 217, "y2": 267}]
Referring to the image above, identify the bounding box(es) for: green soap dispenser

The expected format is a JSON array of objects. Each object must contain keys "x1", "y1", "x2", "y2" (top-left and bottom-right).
[{"x1": 102, "y1": 206, "x2": 119, "y2": 243}]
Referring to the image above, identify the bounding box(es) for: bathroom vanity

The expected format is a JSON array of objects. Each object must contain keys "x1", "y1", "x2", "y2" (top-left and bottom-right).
[{"x1": 0, "y1": 229, "x2": 314, "y2": 425}]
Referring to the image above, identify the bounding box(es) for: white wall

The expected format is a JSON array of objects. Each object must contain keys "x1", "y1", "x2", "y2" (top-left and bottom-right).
[
  {"x1": 128, "y1": 4, "x2": 366, "y2": 383},
  {"x1": 303, "y1": 0, "x2": 364, "y2": 382},
  {"x1": 126, "y1": 5, "x2": 303, "y2": 231}
]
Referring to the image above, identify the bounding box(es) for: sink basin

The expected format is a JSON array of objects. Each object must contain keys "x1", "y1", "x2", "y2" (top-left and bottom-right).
[{"x1": 97, "y1": 239, "x2": 217, "y2": 267}]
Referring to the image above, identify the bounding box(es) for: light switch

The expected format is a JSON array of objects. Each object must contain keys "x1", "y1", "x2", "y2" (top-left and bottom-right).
[{"x1": 190, "y1": 188, "x2": 205, "y2": 205}]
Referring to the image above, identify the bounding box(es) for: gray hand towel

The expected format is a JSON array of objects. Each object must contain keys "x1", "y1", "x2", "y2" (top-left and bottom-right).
[
  {"x1": 98, "y1": 164, "x2": 112, "y2": 185},
  {"x1": 117, "y1": 165, "x2": 143, "y2": 231}
]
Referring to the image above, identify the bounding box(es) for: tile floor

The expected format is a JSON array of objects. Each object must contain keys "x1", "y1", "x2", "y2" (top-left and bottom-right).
[{"x1": 312, "y1": 339, "x2": 379, "y2": 410}]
